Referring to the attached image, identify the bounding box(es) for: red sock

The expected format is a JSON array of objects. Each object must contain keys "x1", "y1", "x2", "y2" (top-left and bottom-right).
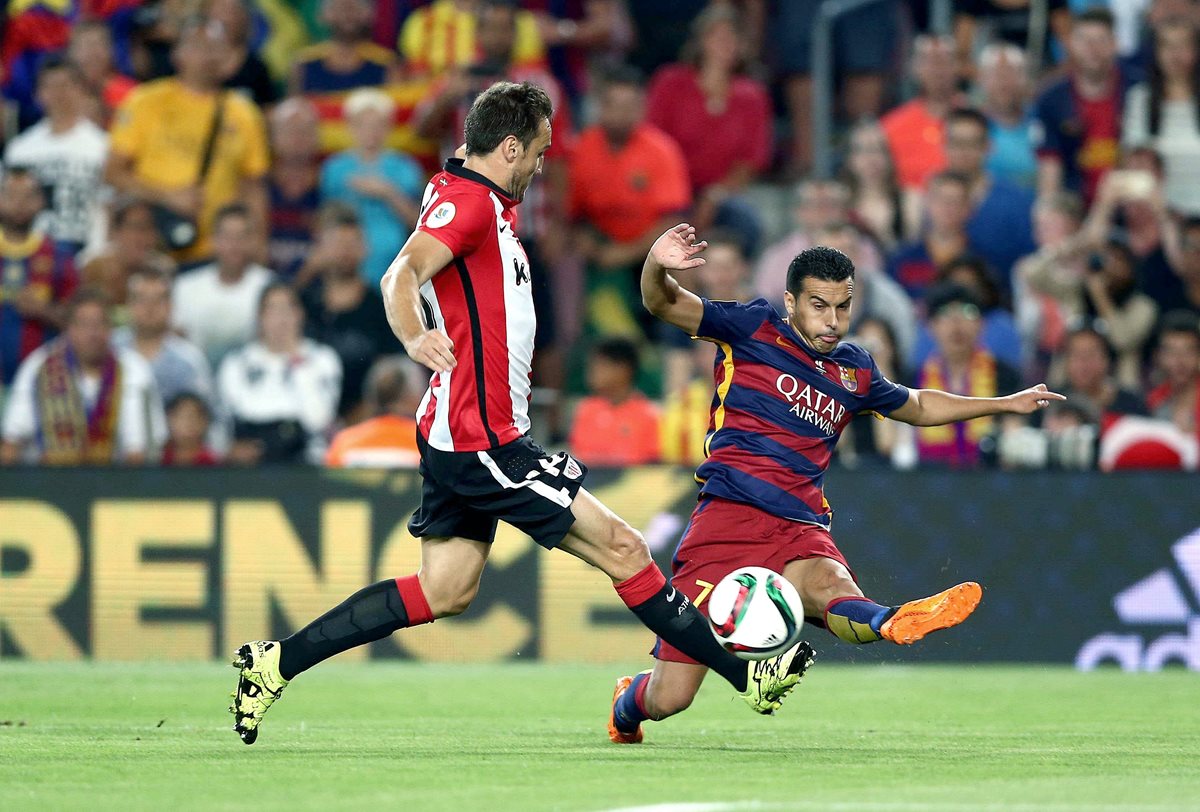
[
  {"x1": 613, "y1": 562, "x2": 666, "y2": 607},
  {"x1": 633, "y1": 672, "x2": 652, "y2": 717},
  {"x1": 394, "y1": 575, "x2": 434, "y2": 625}
]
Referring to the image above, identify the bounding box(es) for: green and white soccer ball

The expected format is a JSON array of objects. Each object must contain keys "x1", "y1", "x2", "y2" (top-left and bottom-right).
[{"x1": 707, "y1": 566, "x2": 805, "y2": 660}]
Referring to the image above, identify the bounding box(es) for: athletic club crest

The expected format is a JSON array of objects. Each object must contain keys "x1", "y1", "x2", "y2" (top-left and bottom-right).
[{"x1": 838, "y1": 366, "x2": 858, "y2": 392}]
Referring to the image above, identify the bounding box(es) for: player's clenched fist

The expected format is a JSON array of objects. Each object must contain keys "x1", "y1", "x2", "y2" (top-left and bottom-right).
[
  {"x1": 1005, "y1": 383, "x2": 1067, "y2": 414},
  {"x1": 405, "y1": 329, "x2": 457, "y2": 374}
]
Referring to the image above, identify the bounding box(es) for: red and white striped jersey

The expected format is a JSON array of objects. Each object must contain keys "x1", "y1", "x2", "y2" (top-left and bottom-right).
[{"x1": 414, "y1": 159, "x2": 536, "y2": 451}]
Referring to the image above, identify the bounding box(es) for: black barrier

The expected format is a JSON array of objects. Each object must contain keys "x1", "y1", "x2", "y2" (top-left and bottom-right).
[{"x1": 0, "y1": 467, "x2": 1196, "y2": 668}]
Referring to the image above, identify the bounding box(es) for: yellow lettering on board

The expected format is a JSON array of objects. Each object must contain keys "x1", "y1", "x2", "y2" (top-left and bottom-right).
[{"x1": 0, "y1": 501, "x2": 83, "y2": 659}]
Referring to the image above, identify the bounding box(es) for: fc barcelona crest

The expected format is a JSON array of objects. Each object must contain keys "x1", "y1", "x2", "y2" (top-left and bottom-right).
[{"x1": 838, "y1": 366, "x2": 858, "y2": 392}]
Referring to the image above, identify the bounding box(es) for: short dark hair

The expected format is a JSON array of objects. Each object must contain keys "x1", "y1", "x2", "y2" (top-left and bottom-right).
[
  {"x1": 1073, "y1": 7, "x2": 1115, "y2": 31},
  {"x1": 257, "y1": 280, "x2": 301, "y2": 318},
  {"x1": 65, "y1": 287, "x2": 111, "y2": 324},
  {"x1": 928, "y1": 169, "x2": 972, "y2": 193},
  {"x1": 785, "y1": 246, "x2": 855, "y2": 295},
  {"x1": 941, "y1": 254, "x2": 1002, "y2": 311},
  {"x1": 591, "y1": 337, "x2": 640, "y2": 377},
  {"x1": 463, "y1": 81, "x2": 553, "y2": 156},
  {"x1": 1065, "y1": 326, "x2": 1117, "y2": 365},
  {"x1": 317, "y1": 201, "x2": 361, "y2": 231},
  {"x1": 926, "y1": 282, "x2": 982, "y2": 317},
  {"x1": 1157, "y1": 309, "x2": 1200, "y2": 347},
  {"x1": 111, "y1": 196, "x2": 156, "y2": 229},
  {"x1": 597, "y1": 62, "x2": 645, "y2": 92},
  {"x1": 165, "y1": 391, "x2": 212, "y2": 421},
  {"x1": 213, "y1": 202, "x2": 251, "y2": 230},
  {"x1": 38, "y1": 54, "x2": 84, "y2": 84},
  {"x1": 946, "y1": 107, "x2": 991, "y2": 137}
]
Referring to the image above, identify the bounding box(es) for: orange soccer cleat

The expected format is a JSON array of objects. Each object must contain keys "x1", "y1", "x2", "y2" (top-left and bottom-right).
[
  {"x1": 607, "y1": 674, "x2": 645, "y2": 744},
  {"x1": 880, "y1": 582, "x2": 983, "y2": 645}
]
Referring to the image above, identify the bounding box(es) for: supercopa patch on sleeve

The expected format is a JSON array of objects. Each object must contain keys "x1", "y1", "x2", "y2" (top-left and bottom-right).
[{"x1": 426, "y1": 201, "x2": 456, "y2": 228}]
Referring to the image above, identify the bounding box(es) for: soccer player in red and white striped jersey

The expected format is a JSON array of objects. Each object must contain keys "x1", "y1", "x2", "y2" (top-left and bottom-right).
[{"x1": 229, "y1": 82, "x2": 808, "y2": 745}]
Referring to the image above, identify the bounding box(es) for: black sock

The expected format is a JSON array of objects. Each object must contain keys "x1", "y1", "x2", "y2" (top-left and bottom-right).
[
  {"x1": 278, "y1": 579, "x2": 411, "y2": 680},
  {"x1": 621, "y1": 581, "x2": 748, "y2": 691}
]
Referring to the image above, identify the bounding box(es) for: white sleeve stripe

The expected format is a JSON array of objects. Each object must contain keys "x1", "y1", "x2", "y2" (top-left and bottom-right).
[{"x1": 476, "y1": 450, "x2": 573, "y2": 508}]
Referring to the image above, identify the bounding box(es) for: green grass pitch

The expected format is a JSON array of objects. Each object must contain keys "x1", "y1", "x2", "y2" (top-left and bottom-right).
[{"x1": 1, "y1": 661, "x2": 1197, "y2": 811}]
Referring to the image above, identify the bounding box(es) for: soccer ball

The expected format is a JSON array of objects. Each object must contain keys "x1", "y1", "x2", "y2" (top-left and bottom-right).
[{"x1": 707, "y1": 566, "x2": 804, "y2": 660}]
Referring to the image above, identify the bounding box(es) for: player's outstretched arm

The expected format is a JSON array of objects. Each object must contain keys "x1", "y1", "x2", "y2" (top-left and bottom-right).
[
  {"x1": 641, "y1": 223, "x2": 707, "y2": 335},
  {"x1": 889, "y1": 383, "x2": 1066, "y2": 427},
  {"x1": 380, "y1": 231, "x2": 458, "y2": 374}
]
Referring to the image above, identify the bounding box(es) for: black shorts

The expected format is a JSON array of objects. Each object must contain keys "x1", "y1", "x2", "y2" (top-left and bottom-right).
[{"x1": 408, "y1": 434, "x2": 588, "y2": 549}]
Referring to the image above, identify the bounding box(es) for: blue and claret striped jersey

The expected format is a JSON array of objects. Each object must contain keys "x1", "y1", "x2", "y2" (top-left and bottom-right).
[{"x1": 693, "y1": 298, "x2": 910, "y2": 528}]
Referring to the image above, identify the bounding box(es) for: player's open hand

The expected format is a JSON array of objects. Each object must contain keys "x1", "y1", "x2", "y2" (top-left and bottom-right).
[
  {"x1": 406, "y1": 328, "x2": 457, "y2": 374},
  {"x1": 1006, "y1": 383, "x2": 1066, "y2": 414},
  {"x1": 650, "y1": 223, "x2": 707, "y2": 272}
]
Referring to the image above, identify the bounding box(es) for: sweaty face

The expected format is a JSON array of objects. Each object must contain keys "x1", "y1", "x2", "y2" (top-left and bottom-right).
[
  {"x1": 784, "y1": 278, "x2": 853, "y2": 355},
  {"x1": 508, "y1": 118, "x2": 551, "y2": 202}
]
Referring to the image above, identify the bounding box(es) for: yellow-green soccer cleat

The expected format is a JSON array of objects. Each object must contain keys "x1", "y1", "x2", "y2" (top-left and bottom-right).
[
  {"x1": 229, "y1": 640, "x2": 289, "y2": 745},
  {"x1": 739, "y1": 639, "x2": 816, "y2": 714}
]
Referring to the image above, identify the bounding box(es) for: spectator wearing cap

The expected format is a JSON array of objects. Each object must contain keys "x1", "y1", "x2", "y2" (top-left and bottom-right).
[
  {"x1": 1052, "y1": 326, "x2": 1148, "y2": 432},
  {"x1": 569, "y1": 338, "x2": 660, "y2": 466},
  {"x1": 325, "y1": 356, "x2": 424, "y2": 468},
  {"x1": 320, "y1": 88, "x2": 424, "y2": 286},
  {"x1": 943, "y1": 107, "x2": 1036, "y2": 291},
  {"x1": 913, "y1": 283, "x2": 1022, "y2": 468},
  {"x1": 1147, "y1": 311, "x2": 1200, "y2": 437}
]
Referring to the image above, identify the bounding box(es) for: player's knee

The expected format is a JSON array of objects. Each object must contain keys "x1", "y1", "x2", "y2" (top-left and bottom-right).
[
  {"x1": 605, "y1": 523, "x2": 652, "y2": 580},
  {"x1": 418, "y1": 571, "x2": 479, "y2": 618}
]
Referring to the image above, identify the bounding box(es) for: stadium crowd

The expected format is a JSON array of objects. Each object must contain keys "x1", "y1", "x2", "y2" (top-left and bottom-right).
[{"x1": 0, "y1": 0, "x2": 1198, "y2": 471}]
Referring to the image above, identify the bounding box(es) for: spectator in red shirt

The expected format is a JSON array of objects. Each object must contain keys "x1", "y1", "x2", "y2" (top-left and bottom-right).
[
  {"x1": 68, "y1": 20, "x2": 137, "y2": 127},
  {"x1": 645, "y1": 5, "x2": 772, "y2": 256},
  {"x1": 1033, "y1": 8, "x2": 1135, "y2": 204},
  {"x1": 569, "y1": 64, "x2": 690, "y2": 339},
  {"x1": 1147, "y1": 311, "x2": 1200, "y2": 437},
  {"x1": 880, "y1": 35, "x2": 960, "y2": 191},
  {"x1": 162, "y1": 392, "x2": 219, "y2": 466},
  {"x1": 569, "y1": 337, "x2": 660, "y2": 466}
]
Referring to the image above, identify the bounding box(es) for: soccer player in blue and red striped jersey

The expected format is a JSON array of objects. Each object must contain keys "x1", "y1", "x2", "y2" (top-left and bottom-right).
[{"x1": 609, "y1": 224, "x2": 1066, "y2": 743}]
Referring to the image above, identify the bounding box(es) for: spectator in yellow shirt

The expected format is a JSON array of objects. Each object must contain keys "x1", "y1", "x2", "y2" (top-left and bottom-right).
[
  {"x1": 400, "y1": 0, "x2": 547, "y2": 78},
  {"x1": 104, "y1": 18, "x2": 269, "y2": 265}
]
